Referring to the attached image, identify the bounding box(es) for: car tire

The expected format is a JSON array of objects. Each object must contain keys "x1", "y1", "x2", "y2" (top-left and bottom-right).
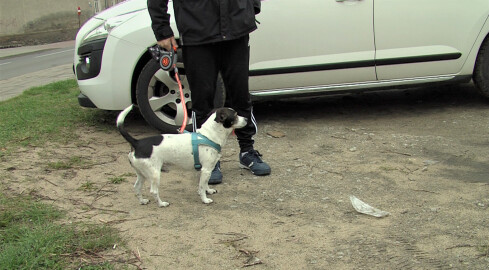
[
  {"x1": 474, "y1": 37, "x2": 489, "y2": 98},
  {"x1": 136, "y1": 59, "x2": 226, "y2": 133},
  {"x1": 136, "y1": 59, "x2": 193, "y2": 133}
]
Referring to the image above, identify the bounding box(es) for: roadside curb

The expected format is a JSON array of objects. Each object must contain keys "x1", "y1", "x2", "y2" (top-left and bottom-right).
[{"x1": 0, "y1": 64, "x2": 74, "y2": 102}]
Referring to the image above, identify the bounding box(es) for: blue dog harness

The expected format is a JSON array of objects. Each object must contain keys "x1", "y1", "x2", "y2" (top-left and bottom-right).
[{"x1": 191, "y1": 132, "x2": 221, "y2": 170}]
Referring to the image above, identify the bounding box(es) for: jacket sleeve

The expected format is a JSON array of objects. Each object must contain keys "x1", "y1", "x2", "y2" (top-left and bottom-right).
[
  {"x1": 253, "y1": 0, "x2": 261, "y2": 15},
  {"x1": 147, "y1": 0, "x2": 174, "y2": 41}
]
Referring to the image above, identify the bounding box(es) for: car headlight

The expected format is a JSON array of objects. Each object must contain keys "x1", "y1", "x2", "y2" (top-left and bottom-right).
[{"x1": 82, "y1": 12, "x2": 139, "y2": 43}]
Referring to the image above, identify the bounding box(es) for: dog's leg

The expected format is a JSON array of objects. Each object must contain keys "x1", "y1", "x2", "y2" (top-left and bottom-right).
[
  {"x1": 149, "y1": 169, "x2": 169, "y2": 207},
  {"x1": 134, "y1": 173, "x2": 149, "y2": 205},
  {"x1": 131, "y1": 159, "x2": 150, "y2": 205},
  {"x1": 198, "y1": 169, "x2": 216, "y2": 204}
]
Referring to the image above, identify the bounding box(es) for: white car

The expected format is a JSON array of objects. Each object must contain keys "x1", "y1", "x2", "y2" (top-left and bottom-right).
[{"x1": 74, "y1": 0, "x2": 489, "y2": 133}]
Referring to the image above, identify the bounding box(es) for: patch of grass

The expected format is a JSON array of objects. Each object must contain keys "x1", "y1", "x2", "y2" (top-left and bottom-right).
[
  {"x1": 478, "y1": 244, "x2": 489, "y2": 257},
  {"x1": 0, "y1": 79, "x2": 114, "y2": 157},
  {"x1": 79, "y1": 181, "x2": 96, "y2": 192},
  {"x1": 0, "y1": 193, "x2": 122, "y2": 269},
  {"x1": 109, "y1": 173, "x2": 133, "y2": 184},
  {"x1": 109, "y1": 176, "x2": 126, "y2": 184},
  {"x1": 47, "y1": 156, "x2": 90, "y2": 170}
]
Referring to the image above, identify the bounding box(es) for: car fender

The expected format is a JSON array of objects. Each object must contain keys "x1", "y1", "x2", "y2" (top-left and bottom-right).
[
  {"x1": 460, "y1": 14, "x2": 489, "y2": 76},
  {"x1": 79, "y1": 3, "x2": 181, "y2": 110}
]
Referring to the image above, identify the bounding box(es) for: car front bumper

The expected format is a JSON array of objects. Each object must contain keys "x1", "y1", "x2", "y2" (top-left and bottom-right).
[{"x1": 74, "y1": 35, "x2": 146, "y2": 110}]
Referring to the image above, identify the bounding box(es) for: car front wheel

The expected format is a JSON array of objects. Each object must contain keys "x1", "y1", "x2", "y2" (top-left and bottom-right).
[
  {"x1": 136, "y1": 59, "x2": 192, "y2": 133},
  {"x1": 474, "y1": 37, "x2": 489, "y2": 98}
]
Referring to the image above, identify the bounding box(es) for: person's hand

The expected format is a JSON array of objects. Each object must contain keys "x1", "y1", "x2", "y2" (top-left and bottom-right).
[{"x1": 157, "y1": 36, "x2": 178, "y2": 51}]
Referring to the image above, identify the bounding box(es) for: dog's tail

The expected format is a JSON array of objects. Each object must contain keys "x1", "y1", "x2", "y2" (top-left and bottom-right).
[{"x1": 116, "y1": 105, "x2": 138, "y2": 149}]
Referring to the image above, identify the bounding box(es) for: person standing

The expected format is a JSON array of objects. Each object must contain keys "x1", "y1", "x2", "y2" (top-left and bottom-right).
[{"x1": 147, "y1": 0, "x2": 271, "y2": 184}]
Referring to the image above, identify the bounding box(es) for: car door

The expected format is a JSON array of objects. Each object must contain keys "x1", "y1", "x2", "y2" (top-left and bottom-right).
[
  {"x1": 249, "y1": 0, "x2": 376, "y2": 97},
  {"x1": 374, "y1": 0, "x2": 489, "y2": 81}
]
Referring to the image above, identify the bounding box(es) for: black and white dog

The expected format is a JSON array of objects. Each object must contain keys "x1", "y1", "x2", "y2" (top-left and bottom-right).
[{"x1": 116, "y1": 105, "x2": 247, "y2": 207}]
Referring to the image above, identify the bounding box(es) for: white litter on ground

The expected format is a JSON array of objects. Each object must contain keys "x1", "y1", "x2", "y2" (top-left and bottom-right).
[{"x1": 350, "y1": 195, "x2": 390, "y2": 218}]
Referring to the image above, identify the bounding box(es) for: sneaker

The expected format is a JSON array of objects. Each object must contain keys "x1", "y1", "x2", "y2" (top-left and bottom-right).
[
  {"x1": 208, "y1": 161, "x2": 222, "y2": 185},
  {"x1": 239, "y1": 150, "x2": 271, "y2": 176}
]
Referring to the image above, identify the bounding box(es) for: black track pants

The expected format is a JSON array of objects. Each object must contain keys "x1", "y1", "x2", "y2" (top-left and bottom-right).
[{"x1": 182, "y1": 35, "x2": 256, "y2": 152}]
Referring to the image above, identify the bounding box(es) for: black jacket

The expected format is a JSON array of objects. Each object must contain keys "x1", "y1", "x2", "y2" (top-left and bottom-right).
[{"x1": 148, "y1": 0, "x2": 261, "y2": 46}]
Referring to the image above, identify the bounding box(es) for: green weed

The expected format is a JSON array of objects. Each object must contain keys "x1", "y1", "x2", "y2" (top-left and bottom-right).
[
  {"x1": 79, "y1": 181, "x2": 96, "y2": 192},
  {"x1": 47, "y1": 156, "x2": 90, "y2": 170},
  {"x1": 109, "y1": 176, "x2": 126, "y2": 184},
  {"x1": 109, "y1": 173, "x2": 134, "y2": 184}
]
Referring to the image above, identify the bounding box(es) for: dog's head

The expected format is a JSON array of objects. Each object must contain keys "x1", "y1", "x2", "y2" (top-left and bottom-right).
[{"x1": 214, "y1": 108, "x2": 247, "y2": 129}]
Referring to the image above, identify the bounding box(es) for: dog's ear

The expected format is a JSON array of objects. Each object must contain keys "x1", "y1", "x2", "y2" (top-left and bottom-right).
[
  {"x1": 214, "y1": 108, "x2": 234, "y2": 128},
  {"x1": 214, "y1": 109, "x2": 224, "y2": 123}
]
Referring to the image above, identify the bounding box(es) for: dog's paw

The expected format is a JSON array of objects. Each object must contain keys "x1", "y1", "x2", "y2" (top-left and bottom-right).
[
  {"x1": 158, "y1": 201, "x2": 170, "y2": 207},
  {"x1": 202, "y1": 198, "x2": 214, "y2": 204},
  {"x1": 139, "y1": 199, "x2": 150, "y2": 205},
  {"x1": 206, "y1": 188, "x2": 217, "y2": 195}
]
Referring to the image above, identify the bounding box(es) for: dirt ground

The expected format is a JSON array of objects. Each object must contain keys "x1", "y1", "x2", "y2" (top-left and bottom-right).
[{"x1": 2, "y1": 83, "x2": 489, "y2": 269}]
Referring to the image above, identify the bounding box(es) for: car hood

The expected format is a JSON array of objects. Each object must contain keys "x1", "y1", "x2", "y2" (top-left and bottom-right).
[{"x1": 93, "y1": 0, "x2": 156, "y2": 20}]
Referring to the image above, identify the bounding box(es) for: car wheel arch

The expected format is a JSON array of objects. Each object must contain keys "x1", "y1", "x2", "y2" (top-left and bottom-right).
[
  {"x1": 131, "y1": 50, "x2": 153, "y2": 105},
  {"x1": 473, "y1": 33, "x2": 489, "y2": 98}
]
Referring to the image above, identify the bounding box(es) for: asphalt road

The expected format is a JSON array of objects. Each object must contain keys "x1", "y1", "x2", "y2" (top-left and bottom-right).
[{"x1": 0, "y1": 46, "x2": 74, "y2": 80}]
